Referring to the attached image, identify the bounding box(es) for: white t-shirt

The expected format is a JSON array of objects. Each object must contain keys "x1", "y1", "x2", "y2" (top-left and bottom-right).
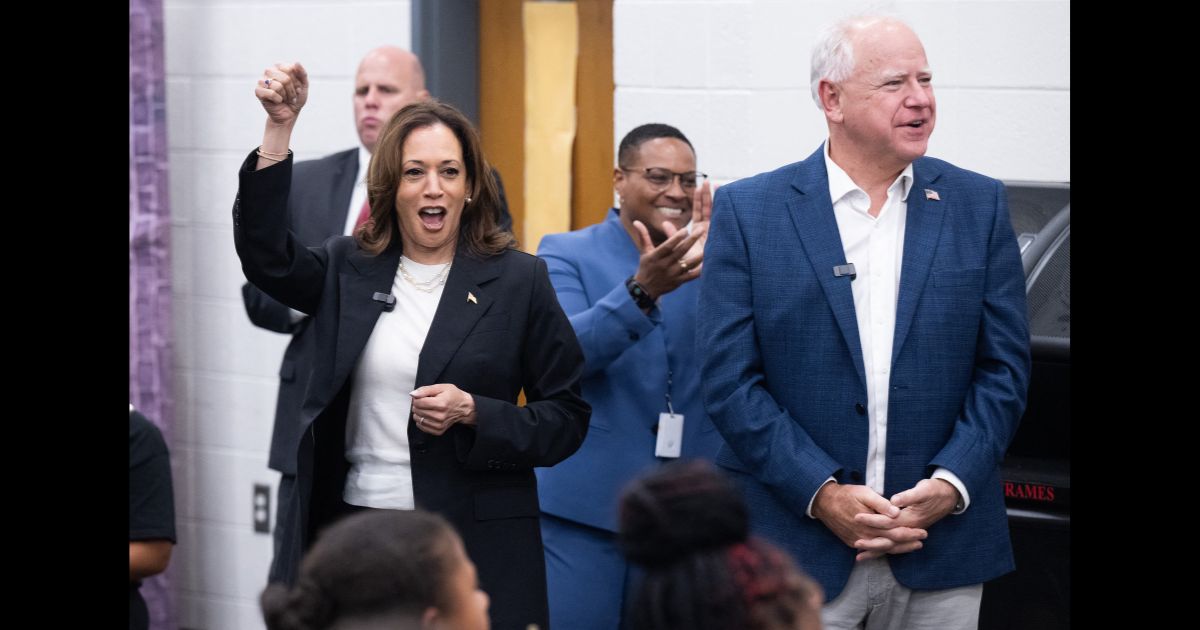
[{"x1": 342, "y1": 256, "x2": 450, "y2": 509}]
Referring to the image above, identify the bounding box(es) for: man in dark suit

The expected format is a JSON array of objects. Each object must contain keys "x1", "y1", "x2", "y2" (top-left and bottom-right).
[
  {"x1": 242, "y1": 45, "x2": 512, "y2": 580},
  {"x1": 697, "y1": 15, "x2": 1030, "y2": 629}
]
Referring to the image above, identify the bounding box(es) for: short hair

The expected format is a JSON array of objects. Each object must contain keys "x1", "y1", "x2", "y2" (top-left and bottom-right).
[
  {"x1": 358, "y1": 100, "x2": 515, "y2": 258},
  {"x1": 810, "y1": 13, "x2": 911, "y2": 108},
  {"x1": 260, "y1": 510, "x2": 462, "y2": 630},
  {"x1": 617, "y1": 123, "x2": 695, "y2": 168},
  {"x1": 618, "y1": 460, "x2": 823, "y2": 630}
]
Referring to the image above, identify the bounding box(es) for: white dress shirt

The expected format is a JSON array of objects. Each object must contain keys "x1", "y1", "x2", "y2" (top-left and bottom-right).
[
  {"x1": 342, "y1": 145, "x2": 372, "y2": 236},
  {"x1": 807, "y1": 141, "x2": 968, "y2": 515}
]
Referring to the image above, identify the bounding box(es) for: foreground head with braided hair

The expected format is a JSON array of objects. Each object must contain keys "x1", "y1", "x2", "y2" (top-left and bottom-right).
[
  {"x1": 618, "y1": 460, "x2": 824, "y2": 630},
  {"x1": 260, "y1": 509, "x2": 489, "y2": 630}
]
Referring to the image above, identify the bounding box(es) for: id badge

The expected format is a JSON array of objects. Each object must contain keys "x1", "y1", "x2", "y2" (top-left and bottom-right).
[{"x1": 655, "y1": 412, "x2": 684, "y2": 458}]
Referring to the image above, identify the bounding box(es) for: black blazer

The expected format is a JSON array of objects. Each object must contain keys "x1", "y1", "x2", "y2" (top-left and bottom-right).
[
  {"x1": 234, "y1": 151, "x2": 589, "y2": 630},
  {"x1": 241, "y1": 148, "x2": 355, "y2": 475},
  {"x1": 241, "y1": 148, "x2": 515, "y2": 476}
]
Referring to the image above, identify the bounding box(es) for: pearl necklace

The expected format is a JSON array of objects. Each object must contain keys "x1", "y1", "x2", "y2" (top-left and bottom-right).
[{"x1": 398, "y1": 258, "x2": 452, "y2": 293}]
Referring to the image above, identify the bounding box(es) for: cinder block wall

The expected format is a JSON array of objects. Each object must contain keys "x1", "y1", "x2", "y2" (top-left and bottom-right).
[{"x1": 614, "y1": 0, "x2": 1069, "y2": 185}]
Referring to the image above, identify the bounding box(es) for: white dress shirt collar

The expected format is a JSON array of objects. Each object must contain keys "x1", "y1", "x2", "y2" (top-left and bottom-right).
[{"x1": 823, "y1": 140, "x2": 914, "y2": 211}]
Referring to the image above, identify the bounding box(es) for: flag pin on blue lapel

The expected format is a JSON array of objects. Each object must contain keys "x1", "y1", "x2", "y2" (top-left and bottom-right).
[
  {"x1": 924, "y1": 189, "x2": 940, "y2": 201},
  {"x1": 467, "y1": 291, "x2": 477, "y2": 304}
]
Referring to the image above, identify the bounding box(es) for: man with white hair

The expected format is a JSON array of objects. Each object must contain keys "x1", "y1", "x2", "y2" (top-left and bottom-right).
[
  {"x1": 698, "y1": 15, "x2": 1030, "y2": 628},
  {"x1": 241, "y1": 46, "x2": 512, "y2": 582}
]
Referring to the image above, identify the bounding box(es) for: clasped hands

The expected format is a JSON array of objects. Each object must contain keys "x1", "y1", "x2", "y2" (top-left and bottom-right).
[{"x1": 812, "y1": 478, "x2": 961, "y2": 561}]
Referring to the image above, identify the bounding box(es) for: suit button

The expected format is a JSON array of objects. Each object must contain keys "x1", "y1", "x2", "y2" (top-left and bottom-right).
[
  {"x1": 855, "y1": 403, "x2": 866, "y2": 415},
  {"x1": 417, "y1": 447, "x2": 428, "y2": 454},
  {"x1": 629, "y1": 332, "x2": 640, "y2": 341},
  {"x1": 850, "y1": 470, "x2": 863, "y2": 482}
]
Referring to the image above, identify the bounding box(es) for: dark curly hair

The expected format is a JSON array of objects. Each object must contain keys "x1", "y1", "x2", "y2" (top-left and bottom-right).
[
  {"x1": 618, "y1": 460, "x2": 824, "y2": 630},
  {"x1": 260, "y1": 509, "x2": 461, "y2": 630}
]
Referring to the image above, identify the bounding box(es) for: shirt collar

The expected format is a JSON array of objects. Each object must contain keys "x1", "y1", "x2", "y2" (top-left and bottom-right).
[
  {"x1": 356, "y1": 145, "x2": 372, "y2": 187},
  {"x1": 822, "y1": 140, "x2": 914, "y2": 206}
]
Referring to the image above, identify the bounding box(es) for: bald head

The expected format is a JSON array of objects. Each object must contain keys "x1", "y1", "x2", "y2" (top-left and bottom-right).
[{"x1": 354, "y1": 46, "x2": 430, "y2": 152}]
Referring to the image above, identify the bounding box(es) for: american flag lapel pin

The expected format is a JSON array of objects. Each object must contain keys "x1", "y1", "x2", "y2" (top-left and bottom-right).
[
  {"x1": 467, "y1": 291, "x2": 478, "y2": 304},
  {"x1": 924, "y1": 189, "x2": 940, "y2": 201}
]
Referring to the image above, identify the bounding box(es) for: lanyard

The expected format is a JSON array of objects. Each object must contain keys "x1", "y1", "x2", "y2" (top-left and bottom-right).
[{"x1": 665, "y1": 368, "x2": 676, "y2": 416}]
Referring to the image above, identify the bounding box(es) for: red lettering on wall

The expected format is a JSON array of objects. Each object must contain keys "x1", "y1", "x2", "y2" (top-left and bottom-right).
[{"x1": 1002, "y1": 481, "x2": 1057, "y2": 503}]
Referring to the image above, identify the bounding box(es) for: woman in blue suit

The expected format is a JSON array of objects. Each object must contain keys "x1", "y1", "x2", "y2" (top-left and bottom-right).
[{"x1": 535, "y1": 123, "x2": 725, "y2": 629}]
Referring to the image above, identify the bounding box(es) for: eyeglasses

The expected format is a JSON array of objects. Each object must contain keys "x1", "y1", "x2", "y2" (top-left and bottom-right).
[{"x1": 620, "y1": 167, "x2": 708, "y2": 192}]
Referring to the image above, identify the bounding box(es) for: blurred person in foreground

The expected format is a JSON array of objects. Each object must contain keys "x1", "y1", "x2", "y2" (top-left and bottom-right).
[
  {"x1": 261, "y1": 509, "x2": 489, "y2": 630},
  {"x1": 129, "y1": 404, "x2": 176, "y2": 630},
  {"x1": 618, "y1": 460, "x2": 823, "y2": 630}
]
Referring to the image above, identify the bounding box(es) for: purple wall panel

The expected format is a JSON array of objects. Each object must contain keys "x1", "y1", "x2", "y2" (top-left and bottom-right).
[{"x1": 130, "y1": 0, "x2": 176, "y2": 628}]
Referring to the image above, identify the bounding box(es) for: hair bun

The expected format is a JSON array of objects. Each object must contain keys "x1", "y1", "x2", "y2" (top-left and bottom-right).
[
  {"x1": 618, "y1": 460, "x2": 748, "y2": 567},
  {"x1": 260, "y1": 577, "x2": 334, "y2": 630}
]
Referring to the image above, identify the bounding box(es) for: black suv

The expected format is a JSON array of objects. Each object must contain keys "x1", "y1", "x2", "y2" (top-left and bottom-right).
[{"x1": 980, "y1": 182, "x2": 1070, "y2": 630}]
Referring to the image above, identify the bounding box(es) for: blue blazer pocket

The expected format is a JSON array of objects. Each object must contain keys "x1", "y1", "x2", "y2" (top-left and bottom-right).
[
  {"x1": 932, "y1": 267, "x2": 986, "y2": 288},
  {"x1": 473, "y1": 483, "x2": 539, "y2": 520}
]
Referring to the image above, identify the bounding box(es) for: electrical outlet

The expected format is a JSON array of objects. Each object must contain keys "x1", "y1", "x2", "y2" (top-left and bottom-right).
[{"x1": 253, "y1": 484, "x2": 271, "y2": 534}]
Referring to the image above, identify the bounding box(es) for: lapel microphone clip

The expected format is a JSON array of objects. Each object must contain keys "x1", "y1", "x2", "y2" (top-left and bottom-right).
[
  {"x1": 833, "y1": 263, "x2": 856, "y2": 281},
  {"x1": 372, "y1": 292, "x2": 397, "y2": 312}
]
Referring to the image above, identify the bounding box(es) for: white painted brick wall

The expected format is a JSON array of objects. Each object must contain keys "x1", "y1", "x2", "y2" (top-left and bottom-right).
[
  {"x1": 615, "y1": 0, "x2": 1070, "y2": 184},
  {"x1": 164, "y1": 2, "x2": 412, "y2": 628}
]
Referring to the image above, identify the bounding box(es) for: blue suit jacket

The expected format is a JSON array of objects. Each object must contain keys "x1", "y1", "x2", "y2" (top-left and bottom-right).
[
  {"x1": 698, "y1": 146, "x2": 1030, "y2": 599},
  {"x1": 536, "y1": 209, "x2": 725, "y2": 532}
]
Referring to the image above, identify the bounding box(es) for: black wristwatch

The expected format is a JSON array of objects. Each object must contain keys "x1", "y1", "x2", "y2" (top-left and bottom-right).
[{"x1": 625, "y1": 276, "x2": 656, "y2": 310}]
